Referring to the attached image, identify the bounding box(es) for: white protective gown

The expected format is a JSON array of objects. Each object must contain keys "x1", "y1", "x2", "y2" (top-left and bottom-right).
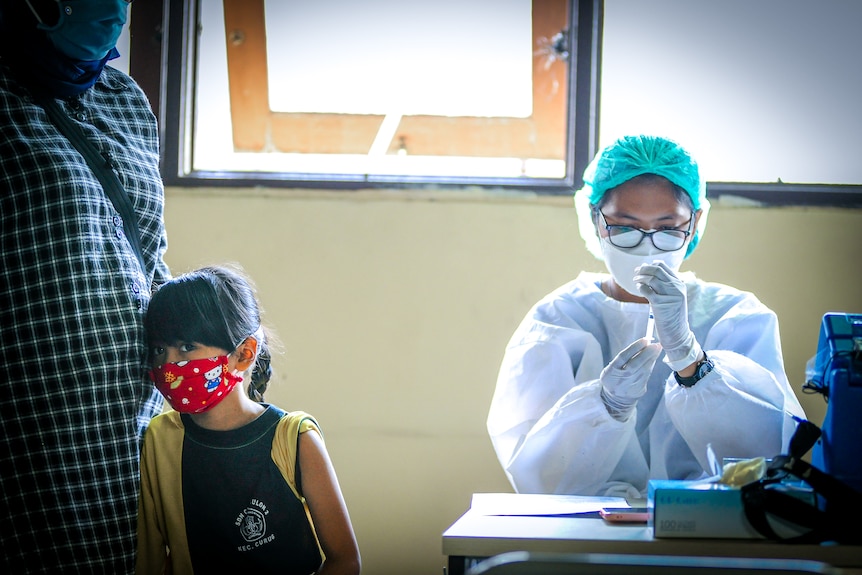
[{"x1": 487, "y1": 271, "x2": 805, "y2": 499}]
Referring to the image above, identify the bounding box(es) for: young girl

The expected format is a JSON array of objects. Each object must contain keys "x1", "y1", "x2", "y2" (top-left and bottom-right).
[{"x1": 136, "y1": 265, "x2": 360, "y2": 575}]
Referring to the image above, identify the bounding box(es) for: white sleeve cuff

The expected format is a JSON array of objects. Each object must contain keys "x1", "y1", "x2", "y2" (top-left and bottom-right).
[{"x1": 663, "y1": 339, "x2": 703, "y2": 372}]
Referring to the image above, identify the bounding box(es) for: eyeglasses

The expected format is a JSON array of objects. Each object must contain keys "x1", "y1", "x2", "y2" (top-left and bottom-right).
[{"x1": 595, "y1": 209, "x2": 694, "y2": 252}]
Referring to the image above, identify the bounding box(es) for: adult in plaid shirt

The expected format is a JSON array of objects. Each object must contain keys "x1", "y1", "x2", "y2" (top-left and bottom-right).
[{"x1": 0, "y1": 1, "x2": 169, "y2": 572}]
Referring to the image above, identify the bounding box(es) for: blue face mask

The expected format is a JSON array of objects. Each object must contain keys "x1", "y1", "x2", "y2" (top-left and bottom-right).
[{"x1": 26, "y1": 0, "x2": 131, "y2": 62}]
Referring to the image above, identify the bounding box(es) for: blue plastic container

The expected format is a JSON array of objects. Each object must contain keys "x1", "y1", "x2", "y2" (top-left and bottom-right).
[{"x1": 810, "y1": 312, "x2": 862, "y2": 496}]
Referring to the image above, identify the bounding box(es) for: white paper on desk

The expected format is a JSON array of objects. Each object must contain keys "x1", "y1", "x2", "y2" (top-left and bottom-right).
[{"x1": 470, "y1": 492, "x2": 629, "y2": 516}]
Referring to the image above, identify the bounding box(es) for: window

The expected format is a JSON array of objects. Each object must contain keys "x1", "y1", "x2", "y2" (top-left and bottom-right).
[
  {"x1": 145, "y1": 0, "x2": 601, "y2": 193},
  {"x1": 133, "y1": 0, "x2": 861, "y2": 205}
]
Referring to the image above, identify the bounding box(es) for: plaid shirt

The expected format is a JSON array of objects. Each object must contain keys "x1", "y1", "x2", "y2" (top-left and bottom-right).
[{"x1": 0, "y1": 64, "x2": 169, "y2": 573}]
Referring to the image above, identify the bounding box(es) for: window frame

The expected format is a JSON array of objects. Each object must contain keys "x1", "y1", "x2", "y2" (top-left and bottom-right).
[
  {"x1": 704, "y1": 182, "x2": 861, "y2": 207},
  {"x1": 138, "y1": 0, "x2": 602, "y2": 195}
]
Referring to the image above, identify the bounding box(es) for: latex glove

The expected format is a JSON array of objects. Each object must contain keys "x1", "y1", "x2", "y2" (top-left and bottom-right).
[
  {"x1": 719, "y1": 457, "x2": 767, "y2": 487},
  {"x1": 600, "y1": 338, "x2": 662, "y2": 421},
  {"x1": 634, "y1": 261, "x2": 702, "y2": 371}
]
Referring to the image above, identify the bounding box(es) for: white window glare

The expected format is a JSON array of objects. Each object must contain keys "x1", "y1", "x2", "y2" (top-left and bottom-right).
[
  {"x1": 600, "y1": 0, "x2": 862, "y2": 186},
  {"x1": 264, "y1": 0, "x2": 533, "y2": 118}
]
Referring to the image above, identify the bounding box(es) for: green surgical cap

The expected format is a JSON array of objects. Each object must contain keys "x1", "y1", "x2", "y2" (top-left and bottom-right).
[{"x1": 574, "y1": 135, "x2": 710, "y2": 260}]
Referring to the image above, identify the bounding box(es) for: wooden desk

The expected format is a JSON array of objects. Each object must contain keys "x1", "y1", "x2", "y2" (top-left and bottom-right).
[{"x1": 442, "y1": 509, "x2": 862, "y2": 575}]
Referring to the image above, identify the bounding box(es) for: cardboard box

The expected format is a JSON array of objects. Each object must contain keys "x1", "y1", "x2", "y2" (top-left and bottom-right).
[{"x1": 648, "y1": 479, "x2": 815, "y2": 539}]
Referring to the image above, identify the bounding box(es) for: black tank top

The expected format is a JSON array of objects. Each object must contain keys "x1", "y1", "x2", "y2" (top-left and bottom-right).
[{"x1": 180, "y1": 406, "x2": 322, "y2": 574}]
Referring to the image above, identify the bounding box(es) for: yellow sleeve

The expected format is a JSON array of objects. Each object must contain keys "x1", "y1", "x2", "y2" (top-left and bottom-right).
[
  {"x1": 270, "y1": 410, "x2": 325, "y2": 560},
  {"x1": 270, "y1": 411, "x2": 321, "y2": 499},
  {"x1": 136, "y1": 412, "x2": 194, "y2": 575}
]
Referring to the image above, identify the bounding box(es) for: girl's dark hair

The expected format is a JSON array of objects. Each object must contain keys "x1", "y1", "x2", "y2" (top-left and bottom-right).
[{"x1": 145, "y1": 265, "x2": 274, "y2": 401}]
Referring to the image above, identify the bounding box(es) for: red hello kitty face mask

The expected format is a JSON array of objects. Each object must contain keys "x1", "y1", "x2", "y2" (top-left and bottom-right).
[{"x1": 149, "y1": 356, "x2": 242, "y2": 414}]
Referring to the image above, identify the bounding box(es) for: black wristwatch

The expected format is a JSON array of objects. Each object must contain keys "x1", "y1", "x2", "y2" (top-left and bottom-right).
[{"x1": 674, "y1": 352, "x2": 714, "y2": 388}]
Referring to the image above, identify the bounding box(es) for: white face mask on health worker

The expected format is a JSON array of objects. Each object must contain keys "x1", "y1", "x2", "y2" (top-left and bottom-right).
[{"x1": 600, "y1": 237, "x2": 686, "y2": 297}]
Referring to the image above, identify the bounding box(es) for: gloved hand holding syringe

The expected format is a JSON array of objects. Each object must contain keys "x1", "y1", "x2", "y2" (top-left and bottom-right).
[{"x1": 634, "y1": 261, "x2": 703, "y2": 372}]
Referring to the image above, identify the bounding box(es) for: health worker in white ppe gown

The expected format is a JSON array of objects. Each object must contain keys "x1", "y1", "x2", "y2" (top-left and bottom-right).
[{"x1": 487, "y1": 135, "x2": 805, "y2": 499}]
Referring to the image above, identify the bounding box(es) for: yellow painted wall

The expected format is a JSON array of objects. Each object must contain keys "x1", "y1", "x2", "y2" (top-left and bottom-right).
[{"x1": 162, "y1": 186, "x2": 862, "y2": 574}]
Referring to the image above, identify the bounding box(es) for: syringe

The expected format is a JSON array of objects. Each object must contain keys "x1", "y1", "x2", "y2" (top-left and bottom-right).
[{"x1": 645, "y1": 309, "x2": 656, "y2": 343}]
